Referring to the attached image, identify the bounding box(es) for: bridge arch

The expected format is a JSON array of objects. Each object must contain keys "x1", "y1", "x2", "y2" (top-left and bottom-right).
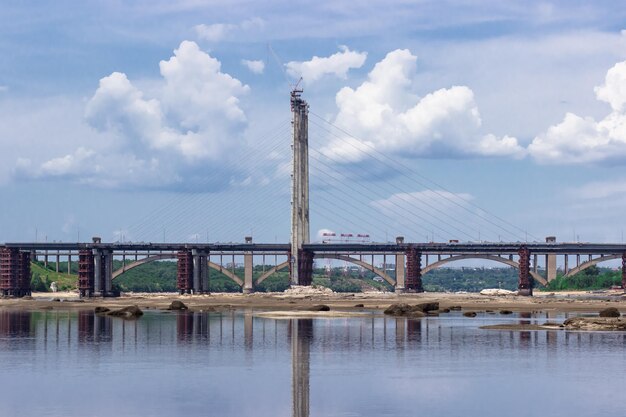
[
  {"x1": 313, "y1": 254, "x2": 396, "y2": 286},
  {"x1": 422, "y1": 254, "x2": 547, "y2": 286},
  {"x1": 112, "y1": 254, "x2": 244, "y2": 286},
  {"x1": 255, "y1": 261, "x2": 290, "y2": 285},
  {"x1": 564, "y1": 254, "x2": 621, "y2": 278},
  {"x1": 112, "y1": 254, "x2": 175, "y2": 279}
]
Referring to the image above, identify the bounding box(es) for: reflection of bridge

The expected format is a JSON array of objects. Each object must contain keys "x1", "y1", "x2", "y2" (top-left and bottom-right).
[
  {"x1": 1, "y1": 309, "x2": 622, "y2": 417},
  {"x1": 2, "y1": 238, "x2": 626, "y2": 297},
  {"x1": 1, "y1": 89, "x2": 626, "y2": 296}
]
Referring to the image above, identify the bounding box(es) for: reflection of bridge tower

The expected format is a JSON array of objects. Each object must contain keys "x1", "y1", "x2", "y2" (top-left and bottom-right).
[
  {"x1": 291, "y1": 319, "x2": 311, "y2": 417},
  {"x1": 290, "y1": 89, "x2": 312, "y2": 286}
]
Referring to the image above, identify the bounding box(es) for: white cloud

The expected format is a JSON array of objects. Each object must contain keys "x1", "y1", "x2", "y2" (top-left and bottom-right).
[
  {"x1": 241, "y1": 59, "x2": 265, "y2": 74},
  {"x1": 529, "y1": 60, "x2": 626, "y2": 164},
  {"x1": 39, "y1": 147, "x2": 97, "y2": 177},
  {"x1": 20, "y1": 40, "x2": 250, "y2": 190},
  {"x1": 194, "y1": 18, "x2": 264, "y2": 42},
  {"x1": 286, "y1": 46, "x2": 367, "y2": 84},
  {"x1": 194, "y1": 23, "x2": 235, "y2": 42},
  {"x1": 86, "y1": 40, "x2": 249, "y2": 163},
  {"x1": 321, "y1": 49, "x2": 525, "y2": 163},
  {"x1": 0, "y1": 85, "x2": 7, "y2": 93}
]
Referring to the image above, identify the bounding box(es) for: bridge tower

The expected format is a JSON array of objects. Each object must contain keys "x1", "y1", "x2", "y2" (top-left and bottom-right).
[{"x1": 290, "y1": 88, "x2": 312, "y2": 286}]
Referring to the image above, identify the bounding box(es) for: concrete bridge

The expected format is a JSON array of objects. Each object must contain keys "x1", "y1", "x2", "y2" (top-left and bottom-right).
[{"x1": 2, "y1": 235, "x2": 626, "y2": 297}]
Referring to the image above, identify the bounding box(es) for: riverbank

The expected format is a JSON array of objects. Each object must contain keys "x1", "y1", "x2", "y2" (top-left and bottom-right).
[{"x1": 1, "y1": 288, "x2": 625, "y2": 314}]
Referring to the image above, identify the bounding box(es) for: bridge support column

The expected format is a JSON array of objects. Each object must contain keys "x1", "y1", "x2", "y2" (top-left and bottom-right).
[
  {"x1": 518, "y1": 247, "x2": 532, "y2": 296},
  {"x1": 177, "y1": 250, "x2": 193, "y2": 294},
  {"x1": 244, "y1": 251, "x2": 254, "y2": 294},
  {"x1": 192, "y1": 249, "x2": 208, "y2": 294},
  {"x1": 90, "y1": 249, "x2": 115, "y2": 297},
  {"x1": 296, "y1": 250, "x2": 313, "y2": 286},
  {"x1": 103, "y1": 250, "x2": 113, "y2": 295},
  {"x1": 564, "y1": 255, "x2": 569, "y2": 275},
  {"x1": 405, "y1": 246, "x2": 423, "y2": 293},
  {"x1": 0, "y1": 248, "x2": 31, "y2": 297},
  {"x1": 78, "y1": 250, "x2": 95, "y2": 297},
  {"x1": 394, "y1": 237, "x2": 405, "y2": 292},
  {"x1": 93, "y1": 250, "x2": 102, "y2": 294},
  {"x1": 622, "y1": 253, "x2": 626, "y2": 289},
  {"x1": 545, "y1": 254, "x2": 557, "y2": 282}
]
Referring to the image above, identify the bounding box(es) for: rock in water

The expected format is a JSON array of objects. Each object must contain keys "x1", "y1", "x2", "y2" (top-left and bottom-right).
[
  {"x1": 168, "y1": 300, "x2": 188, "y2": 310},
  {"x1": 564, "y1": 317, "x2": 626, "y2": 331},
  {"x1": 309, "y1": 305, "x2": 330, "y2": 311},
  {"x1": 94, "y1": 306, "x2": 110, "y2": 314},
  {"x1": 599, "y1": 307, "x2": 621, "y2": 317},
  {"x1": 463, "y1": 311, "x2": 477, "y2": 317},
  {"x1": 383, "y1": 303, "x2": 426, "y2": 318},
  {"x1": 107, "y1": 305, "x2": 143, "y2": 318},
  {"x1": 414, "y1": 302, "x2": 439, "y2": 312}
]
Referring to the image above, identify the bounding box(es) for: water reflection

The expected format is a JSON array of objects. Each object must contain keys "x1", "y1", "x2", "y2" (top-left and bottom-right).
[
  {"x1": 1, "y1": 310, "x2": 626, "y2": 417},
  {"x1": 290, "y1": 320, "x2": 311, "y2": 417}
]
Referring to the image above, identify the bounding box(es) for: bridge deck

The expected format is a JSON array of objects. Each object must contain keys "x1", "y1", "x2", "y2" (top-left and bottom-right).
[{"x1": 4, "y1": 241, "x2": 626, "y2": 255}]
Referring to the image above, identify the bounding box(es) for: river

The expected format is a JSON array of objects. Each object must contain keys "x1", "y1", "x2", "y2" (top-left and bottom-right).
[{"x1": 0, "y1": 309, "x2": 624, "y2": 417}]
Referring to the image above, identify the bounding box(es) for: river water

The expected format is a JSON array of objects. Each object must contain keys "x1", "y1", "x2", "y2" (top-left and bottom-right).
[{"x1": 0, "y1": 309, "x2": 625, "y2": 417}]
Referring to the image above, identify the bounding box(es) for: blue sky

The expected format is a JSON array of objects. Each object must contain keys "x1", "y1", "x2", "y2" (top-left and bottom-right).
[{"x1": 1, "y1": 0, "x2": 626, "y2": 245}]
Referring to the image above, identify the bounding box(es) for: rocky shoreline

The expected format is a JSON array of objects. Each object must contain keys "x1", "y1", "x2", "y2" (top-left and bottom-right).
[{"x1": 0, "y1": 289, "x2": 625, "y2": 331}]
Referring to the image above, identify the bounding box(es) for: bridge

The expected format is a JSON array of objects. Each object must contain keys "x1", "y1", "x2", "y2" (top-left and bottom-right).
[
  {"x1": 2, "y1": 238, "x2": 626, "y2": 297},
  {"x1": 2, "y1": 89, "x2": 626, "y2": 297}
]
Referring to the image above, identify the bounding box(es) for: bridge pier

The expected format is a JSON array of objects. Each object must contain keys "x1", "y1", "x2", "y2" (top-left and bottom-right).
[
  {"x1": 244, "y1": 250, "x2": 254, "y2": 294},
  {"x1": 518, "y1": 247, "x2": 533, "y2": 296},
  {"x1": 82, "y1": 249, "x2": 116, "y2": 297},
  {"x1": 0, "y1": 248, "x2": 31, "y2": 297},
  {"x1": 243, "y1": 236, "x2": 254, "y2": 294},
  {"x1": 622, "y1": 253, "x2": 626, "y2": 289},
  {"x1": 296, "y1": 250, "x2": 313, "y2": 286},
  {"x1": 545, "y1": 237, "x2": 557, "y2": 282},
  {"x1": 192, "y1": 249, "x2": 209, "y2": 294},
  {"x1": 405, "y1": 246, "x2": 424, "y2": 293},
  {"x1": 177, "y1": 250, "x2": 193, "y2": 294},
  {"x1": 78, "y1": 250, "x2": 94, "y2": 297},
  {"x1": 394, "y1": 237, "x2": 405, "y2": 292}
]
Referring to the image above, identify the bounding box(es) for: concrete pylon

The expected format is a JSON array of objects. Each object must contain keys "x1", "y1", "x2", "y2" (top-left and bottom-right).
[
  {"x1": 243, "y1": 236, "x2": 254, "y2": 294},
  {"x1": 545, "y1": 236, "x2": 557, "y2": 282},
  {"x1": 290, "y1": 88, "x2": 311, "y2": 286},
  {"x1": 518, "y1": 246, "x2": 533, "y2": 296},
  {"x1": 394, "y1": 237, "x2": 405, "y2": 292},
  {"x1": 192, "y1": 249, "x2": 208, "y2": 294}
]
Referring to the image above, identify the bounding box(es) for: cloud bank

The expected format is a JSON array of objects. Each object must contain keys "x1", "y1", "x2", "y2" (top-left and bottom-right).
[
  {"x1": 286, "y1": 46, "x2": 367, "y2": 84},
  {"x1": 321, "y1": 49, "x2": 525, "y2": 164},
  {"x1": 194, "y1": 18, "x2": 264, "y2": 42},
  {"x1": 529, "y1": 61, "x2": 626, "y2": 164},
  {"x1": 17, "y1": 41, "x2": 250, "y2": 190}
]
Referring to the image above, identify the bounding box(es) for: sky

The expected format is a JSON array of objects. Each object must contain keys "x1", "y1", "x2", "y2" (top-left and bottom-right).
[{"x1": 1, "y1": 0, "x2": 626, "y2": 246}]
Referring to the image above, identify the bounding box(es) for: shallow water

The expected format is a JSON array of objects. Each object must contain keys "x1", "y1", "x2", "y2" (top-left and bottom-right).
[{"x1": 0, "y1": 309, "x2": 625, "y2": 417}]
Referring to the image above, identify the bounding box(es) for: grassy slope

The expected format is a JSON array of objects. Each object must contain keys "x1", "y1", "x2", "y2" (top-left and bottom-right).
[{"x1": 31, "y1": 262, "x2": 77, "y2": 291}]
